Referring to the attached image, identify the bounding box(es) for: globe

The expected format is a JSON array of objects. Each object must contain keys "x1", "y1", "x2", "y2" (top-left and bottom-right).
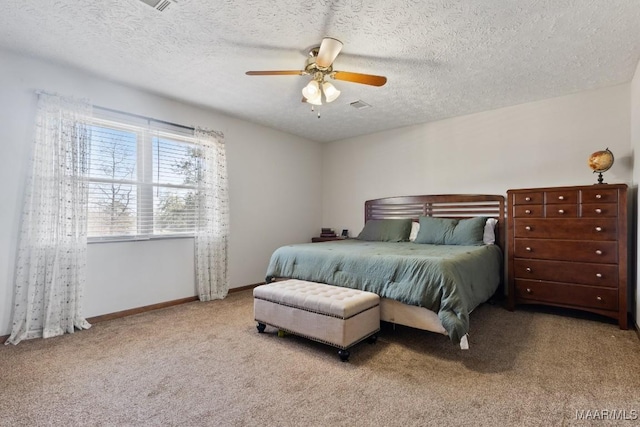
[{"x1": 588, "y1": 148, "x2": 614, "y2": 184}]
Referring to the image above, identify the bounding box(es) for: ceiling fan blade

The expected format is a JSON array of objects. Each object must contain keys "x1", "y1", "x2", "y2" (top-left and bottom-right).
[
  {"x1": 332, "y1": 71, "x2": 387, "y2": 87},
  {"x1": 316, "y1": 37, "x2": 343, "y2": 68},
  {"x1": 245, "y1": 70, "x2": 305, "y2": 76}
]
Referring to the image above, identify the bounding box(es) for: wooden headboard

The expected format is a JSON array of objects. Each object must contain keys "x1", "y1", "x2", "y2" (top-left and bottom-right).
[{"x1": 364, "y1": 194, "x2": 506, "y2": 252}]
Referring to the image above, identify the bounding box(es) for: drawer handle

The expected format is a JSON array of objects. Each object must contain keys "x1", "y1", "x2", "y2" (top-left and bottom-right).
[
  {"x1": 526, "y1": 267, "x2": 532, "y2": 272},
  {"x1": 595, "y1": 250, "x2": 603, "y2": 255},
  {"x1": 596, "y1": 296, "x2": 602, "y2": 301},
  {"x1": 596, "y1": 194, "x2": 602, "y2": 199},
  {"x1": 558, "y1": 196, "x2": 565, "y2": 200},
  {"x1": 595, "y1": 208, "x2": 602, "y2": 214},
  {"x1": 526, "y1": 288, "x2": 532, "y2": 294},
  {"x1": 525, "y1": 247, "x2": 532, "y2": 252},
  {"x1": 525, "y1": 226, "x2": 532, "y2": 231},
  {"x1": 525, "y1": 196, "x2": 531, "y2": 201},
  {"x1": 525, "y1": 209, "x2": 531, "y2": 214},
  {"x1": 558, "y1": 209, "x2": 564, "y2": 214},
  {"x1": 595, "y1": 226, "x2": 602, "y2": 232},
  {"x1": 596, "y1": 273, "x2": 602, "y2": 278}
]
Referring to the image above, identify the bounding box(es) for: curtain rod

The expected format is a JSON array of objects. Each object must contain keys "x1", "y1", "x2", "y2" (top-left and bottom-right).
[
  {"x1": 35, "y1": 90, "x2": 225, "y2": 139},
  {"x1": 93, "y1": 105, "x2": 195, "y2": 132},
  {"x1": 35, "y1": 90, "x2": 195, "y2": 132}
]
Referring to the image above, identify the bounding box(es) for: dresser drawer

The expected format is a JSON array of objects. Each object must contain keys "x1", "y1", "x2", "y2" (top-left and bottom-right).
[
  {"x1": 513, "y1": 205, "x2": 543, "y2": 217},
  {"x1": 580, "y1": 203, "x2": 618, "y2": 218},
  {"x1": 513, "y1": 192, "x2": 543, "y2": 205},
  {"x1": 581, "y1": 188, "x2": 618, "y2": 204},
  {"x1": 513, "y1": 218, "x2": 617, "y2": 240},
  {"x1": 514, "y1": 239, "x2": 617, "y2": 263},
  {"x1": 514, "y1": 279, "x2": 617, "y2": 310},
  {"x1": 513, "y1": 258, "x2": 618, "y2": 287},
  {"x1": 545, "y1": 190, "x2": 578, "y2": 204},
  {"x1": 545, "y1": 204, "x2": 578, "y2": 217}
]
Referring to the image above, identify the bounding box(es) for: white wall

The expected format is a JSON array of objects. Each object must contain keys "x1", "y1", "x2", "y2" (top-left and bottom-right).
[
  {"x1": 0, "y1": 49, "x2": 322, "y2": 335},
  {"x1": 322, "y1": 85, "x2": 632, "y2": 237},
  {"x1": 631, "y1": 59, "x2": 640, "y2": 329}
]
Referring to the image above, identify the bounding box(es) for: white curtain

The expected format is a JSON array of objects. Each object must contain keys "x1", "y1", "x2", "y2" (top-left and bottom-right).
[
  {"x1": 5, "y1": 93, "x2": 92, "y2": 345},
  {"x1": 193, "y1": 128, "x2": 229, "y2": 301}
]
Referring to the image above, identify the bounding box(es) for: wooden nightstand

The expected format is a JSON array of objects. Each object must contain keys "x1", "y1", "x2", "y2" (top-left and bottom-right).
[{"x1": 311, "y1": 236, "x2": 346, "y2": 243}]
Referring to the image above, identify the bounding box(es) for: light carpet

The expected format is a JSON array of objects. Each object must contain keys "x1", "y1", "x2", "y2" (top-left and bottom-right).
[{"x1": 1, "y1": 290, "x2": 639, "y2": 426}]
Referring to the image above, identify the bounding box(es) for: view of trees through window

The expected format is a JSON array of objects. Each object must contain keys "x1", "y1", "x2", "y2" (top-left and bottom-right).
[{"x1": 87, "y1": 122, "x2": 200, "y2": 239}]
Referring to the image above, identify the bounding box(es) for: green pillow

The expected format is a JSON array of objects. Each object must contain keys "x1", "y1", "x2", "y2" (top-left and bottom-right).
[
  {"x1": 447, "y1": 216, "x2": 487, "y2": 245},
  {"x1": 413, "y1": 217, "x2": 458, "y2": 244},
  {"x1": 356, "y1": 219, "x2": 412, "y2": 242},
  {"x1": 413, "y1": 216, "x2": 488, "y2": 245}
]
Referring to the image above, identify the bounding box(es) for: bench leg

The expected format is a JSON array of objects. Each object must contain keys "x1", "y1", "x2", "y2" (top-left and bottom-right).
[
  {"x1": 338, "y1": 349, "x2": 350, "y2": 362},
  {"x1": 256, "y1": 322, "x2": 266, "y2": 333}
]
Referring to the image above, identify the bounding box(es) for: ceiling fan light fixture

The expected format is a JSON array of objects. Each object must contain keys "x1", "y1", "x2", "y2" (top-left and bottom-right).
[
  {"x1": 302, "y1": 80, "x2": 322, "y2": 105},
  {"x1": 305, "y1": 91, "x2": 322, "y2": 106},
  {"x1": 302, "y1": 80, "x2": 320, "y2": 99},
  {"x1": 305, "y1": 94, "x2": 322, "y2": 106},
  {"x1": 322, "y1": 82, "x2": 340, "y2": 103}
]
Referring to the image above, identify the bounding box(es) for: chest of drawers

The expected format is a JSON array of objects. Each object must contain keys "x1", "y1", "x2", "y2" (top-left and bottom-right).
[{"x1": 506, "y1": 184, "x2": 628, "y2": 329}]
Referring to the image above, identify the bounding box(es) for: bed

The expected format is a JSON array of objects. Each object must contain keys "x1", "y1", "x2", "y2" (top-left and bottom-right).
[{"x1": 265, "y1": 194, "x2": 506, "y2": 348}]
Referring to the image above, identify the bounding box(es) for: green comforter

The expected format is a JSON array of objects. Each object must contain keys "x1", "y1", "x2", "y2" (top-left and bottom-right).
[{"x1": 265, "y1": 240, "x2": 503, "y2": 344}]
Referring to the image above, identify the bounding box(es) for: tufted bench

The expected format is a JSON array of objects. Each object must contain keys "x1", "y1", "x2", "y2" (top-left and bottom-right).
[{"x1": 254, "y1": 279, "x2": 380, "y2": 361}]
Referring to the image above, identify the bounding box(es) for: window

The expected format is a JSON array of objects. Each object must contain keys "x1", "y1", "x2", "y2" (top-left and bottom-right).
[{"x1": 87, "y1": 113, "x2": 202, "y2": 241}]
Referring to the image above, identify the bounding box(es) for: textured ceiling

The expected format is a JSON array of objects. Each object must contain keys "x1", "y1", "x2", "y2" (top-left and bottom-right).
[{"x1": 2, "y1": 0, "x2": 640, "y2": 142}]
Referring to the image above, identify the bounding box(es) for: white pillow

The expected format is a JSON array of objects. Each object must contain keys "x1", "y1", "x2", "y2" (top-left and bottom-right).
[
  {"x1": 483, "y1": 218, "x2": 498, "y2": 245},
  {"x1": 409, "y1": 221, "x2": 420, "y2": 242}
]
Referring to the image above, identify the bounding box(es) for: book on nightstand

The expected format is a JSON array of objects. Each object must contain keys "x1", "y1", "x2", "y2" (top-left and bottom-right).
[{"x1": 320, "y1": 227, "x2": 336, "y2": 237}]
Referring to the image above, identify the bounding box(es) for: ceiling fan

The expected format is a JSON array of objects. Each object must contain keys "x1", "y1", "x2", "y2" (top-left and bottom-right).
[{"x1": 245, "y1": 37, "x2": 387, "y2": 106}]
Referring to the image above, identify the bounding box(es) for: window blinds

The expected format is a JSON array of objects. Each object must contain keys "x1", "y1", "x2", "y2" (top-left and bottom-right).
[{"x1": 87, "y1": 110, "x2": 200, "y2": 241}]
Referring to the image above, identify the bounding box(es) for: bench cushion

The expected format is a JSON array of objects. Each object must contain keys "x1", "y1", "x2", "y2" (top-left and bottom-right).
[{"x1": 253, "y1": 279, "x2": 379, "y2": 319}]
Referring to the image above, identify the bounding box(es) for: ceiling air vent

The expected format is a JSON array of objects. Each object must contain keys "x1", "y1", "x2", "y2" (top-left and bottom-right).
[
  {"x1": 139, "y1": 0, "x2": 176, "y2": 12},
  {"x1": 350, "y1": 100, "x2": 371, "y2": 110}
]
